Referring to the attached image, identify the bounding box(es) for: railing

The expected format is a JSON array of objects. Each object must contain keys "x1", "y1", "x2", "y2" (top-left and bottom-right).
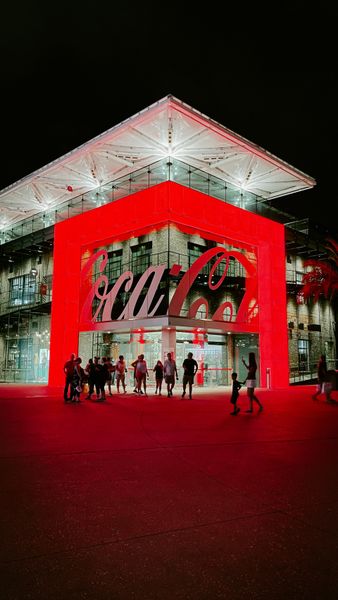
[
  {"x1": 0, "y1": 157, "x2": 302, "y2": 246},
  {"x1": 0, "y1": 290, "x2": 52, "y2": 317},
  {"x1": 92, "y1": 249, "x2": 246, "y2": 283},
  {"x1": 0, "y1": 367, "x2": 48, "y2": 383},
  {"x1": 289, "y1": 360, "x2": 338, "y2": 385}
]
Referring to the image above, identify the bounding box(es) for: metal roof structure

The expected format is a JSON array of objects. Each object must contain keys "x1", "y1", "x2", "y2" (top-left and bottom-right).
[{"x1": 0, "y1": 95, "x2": 316, "y2": 230}]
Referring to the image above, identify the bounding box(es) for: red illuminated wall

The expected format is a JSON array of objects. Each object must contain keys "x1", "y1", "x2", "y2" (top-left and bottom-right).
[{"x1": 49, "y1": 181, "x2": 288, "y2": 388}]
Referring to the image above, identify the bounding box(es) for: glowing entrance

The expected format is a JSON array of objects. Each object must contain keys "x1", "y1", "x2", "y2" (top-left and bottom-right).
[
  {"x1": 49, "y1": 182, "x2": 288, "y2": 389},
  {"x1": 78, "y1": 329, "x2": 259, "y2": 389}
]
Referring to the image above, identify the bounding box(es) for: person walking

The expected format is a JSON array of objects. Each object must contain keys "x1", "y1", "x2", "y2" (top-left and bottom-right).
[
  {"x1": 312, "y1": 354, "x2": 334, "y2": 403},
  {"x1": 153, "y1": 360, "x2": 164, "y2": 395},
  {"x1": 63, "y1": 352, "x2": 76, "y2": 402},
  {"x1": 181, "y1": 352, "x2": 198, "y2": 399},
  {"x1": 242, "y1": 352, "x2": 263, "y2": 413},
  {"x1": 135, "y1": 354, "x2": 149, "y2": 396},
  {"x1": 163, "y1": 352, "x2": 178, "y2": 397},
  {"x1": 115, "y1": 355, "x2": 127, "y2": 393},
  {"x1": 229, "y1": 372, "x2": 242, "y2": 415}
]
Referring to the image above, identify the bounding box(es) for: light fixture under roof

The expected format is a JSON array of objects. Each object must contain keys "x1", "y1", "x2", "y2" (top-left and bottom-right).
[{"x1": 0, "y1": 96, "x2": 316, "y2": 231}]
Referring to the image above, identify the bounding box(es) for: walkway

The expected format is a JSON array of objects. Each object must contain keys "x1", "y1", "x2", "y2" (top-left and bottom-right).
[{"x1": 1, "y1": 384, "x2": 338, "y2": 599}]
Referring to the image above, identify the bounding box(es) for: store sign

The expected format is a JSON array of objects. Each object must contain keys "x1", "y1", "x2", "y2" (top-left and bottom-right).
[{"x1": 80, "y1": 246, "x2": 258, "y2": 326}]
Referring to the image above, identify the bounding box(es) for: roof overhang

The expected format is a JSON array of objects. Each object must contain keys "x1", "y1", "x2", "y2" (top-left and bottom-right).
[{"x1": 0, "y1": 95, "x2": 316, "y2": 230}]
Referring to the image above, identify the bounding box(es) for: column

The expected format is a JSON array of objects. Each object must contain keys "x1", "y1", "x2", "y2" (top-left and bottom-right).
[{"x1": 161, "y1": 327, "x2": 176, "y2": 362}]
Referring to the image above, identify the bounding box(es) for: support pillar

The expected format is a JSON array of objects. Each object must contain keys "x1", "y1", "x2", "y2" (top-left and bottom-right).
[{"x1": 161, "y1": 327, "x2": 176, "y2": 362}]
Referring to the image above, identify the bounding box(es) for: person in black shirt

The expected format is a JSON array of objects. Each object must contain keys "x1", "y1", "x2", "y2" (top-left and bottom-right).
[
  {"x1": 230, "y1": 372, "x2": 242, "y2": 415},
  {"x1": 84, "y1": 358, "x2": 95, "y2": 399},
  {"x1": 91, "y1": 356, "x2": 106, "y2": 401},
  {"x1": 181, "y1": 352, "x2": 198, "y2": 399},
  {"x1": 153, "y1": 360, "x2": 164, "y2": 395},
  {"x1": 63, "y1": 352, "x2": 76, "y2": 402}
]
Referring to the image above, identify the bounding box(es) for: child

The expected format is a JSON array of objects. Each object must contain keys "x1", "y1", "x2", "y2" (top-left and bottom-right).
[{"x1": 230, "y1": 372, "x2": 242, "y2": 415}]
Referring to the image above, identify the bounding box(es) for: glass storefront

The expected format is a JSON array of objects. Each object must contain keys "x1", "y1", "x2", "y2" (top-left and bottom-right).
[
  {"x1": 78, "y1": 328, "x2": 259, "y2": 389},
  {"x1": 0, "y1": 312, "x2": 50, "y2": 383}
]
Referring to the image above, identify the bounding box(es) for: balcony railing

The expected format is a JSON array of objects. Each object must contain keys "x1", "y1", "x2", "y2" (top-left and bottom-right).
[
  {"x1": 0, "y1": 290, "x2": 52, "y2": 317},
  {"x1": 0, "y1": 158, "x2": 303, "y2": 246}
]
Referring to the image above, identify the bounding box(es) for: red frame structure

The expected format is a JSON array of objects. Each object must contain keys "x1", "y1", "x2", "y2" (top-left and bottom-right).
[{"x1": 49, "y1": 181, "x2": 288, "y2": 388}]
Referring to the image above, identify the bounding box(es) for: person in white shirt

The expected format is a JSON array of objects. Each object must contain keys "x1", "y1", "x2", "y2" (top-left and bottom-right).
[
  {"x1": 135, "y1": 354, "x2": 149, "y2": 396},
  {"x1": 163, "y1": 352, "x2": 178, "y2": 397}
]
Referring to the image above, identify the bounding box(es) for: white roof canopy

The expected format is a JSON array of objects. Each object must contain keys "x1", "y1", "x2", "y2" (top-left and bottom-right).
[{"x1": 0, "y1": 95, "x2": 315, "y2": 230}]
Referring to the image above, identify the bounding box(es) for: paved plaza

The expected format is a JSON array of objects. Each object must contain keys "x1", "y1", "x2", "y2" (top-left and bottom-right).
[{"x1": 1, "y1": 383, "x2": 338, "y2": 599}]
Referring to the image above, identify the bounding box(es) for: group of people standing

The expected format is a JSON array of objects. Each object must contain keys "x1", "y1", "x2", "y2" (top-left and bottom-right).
[
  {"x1": 63, "y1": 354, "x2": 127, "y2": 403},
  {"x1": 63, "y1": 349, "x2": 267, "y2": 412},
  {"x1": 130, "y1": 351, "x2": 198, "y2": 399},
  {"x1": 64, "y1": 349, "x2": 336, "y2": 411},
  {"x1": 63, "y1": 351, "x2": 199, "y2": 402}
]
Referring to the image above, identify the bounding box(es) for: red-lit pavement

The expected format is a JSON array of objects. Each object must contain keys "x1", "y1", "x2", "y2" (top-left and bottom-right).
[{"x1": 1, "y1": 384, "x2": 338, "y2": 599}]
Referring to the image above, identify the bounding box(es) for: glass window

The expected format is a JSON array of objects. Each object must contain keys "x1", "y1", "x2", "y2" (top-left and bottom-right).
[
  {"x1": 296, "y1": 271, "x2": 304, "y2": 284},
  {"x1": 298, "y1": 339, "x2": 309, "y2": 371},
  {"x1": 131, "y1": 242, "x2": 152, "y2": 275},
  {"x1": 188, "y1": 242, "x2": 244, "y2": 278},
  {"x1": 107, "y1": 249, "x2": 122, "y2": 281},
  {"x1": 9, "y1": 275, "x2": 37, "y2": 306},
  {"x1": 188, "y1": 242, "x2": 208, "y2": 274}
]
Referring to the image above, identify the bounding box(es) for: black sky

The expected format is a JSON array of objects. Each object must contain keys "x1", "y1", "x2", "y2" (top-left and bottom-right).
[{"x1": 1, "y1": 2, "x2": 337, "y2": 236}]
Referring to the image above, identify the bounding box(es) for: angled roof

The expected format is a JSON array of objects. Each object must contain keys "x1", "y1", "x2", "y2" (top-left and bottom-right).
[{"x1": 0, "y1": 95, "x2": 316, "y2": 230}]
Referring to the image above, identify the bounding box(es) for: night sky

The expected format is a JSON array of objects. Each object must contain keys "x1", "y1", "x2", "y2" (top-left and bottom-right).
[{"x1": 1, "y1": 2, "x2": 337, "y2": 236}]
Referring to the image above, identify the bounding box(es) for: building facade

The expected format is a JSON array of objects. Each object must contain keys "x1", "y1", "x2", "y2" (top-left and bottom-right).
[{"x1": 0, "y1": 96, "x2": 335, "y2": 388}]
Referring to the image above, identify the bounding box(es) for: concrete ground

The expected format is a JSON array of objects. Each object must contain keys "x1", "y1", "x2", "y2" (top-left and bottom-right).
[{"x1": 1, "y1": 383, "x2": 338, "y2": 600}]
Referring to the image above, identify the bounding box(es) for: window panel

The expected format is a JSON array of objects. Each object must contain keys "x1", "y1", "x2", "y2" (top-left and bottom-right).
[{"x1": 9, "y1": 275, "x2": 37, "y2": 307}]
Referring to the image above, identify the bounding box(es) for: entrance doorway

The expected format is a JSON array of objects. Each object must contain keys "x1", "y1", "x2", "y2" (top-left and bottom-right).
[
  {"x1": 79, "y1": 330, "x2": 163, "y2": 390},
  {"x1": 79, "y1": 329, "x2": 259, "y2": 389},
  {"x1": 176, "y1": 331, "x2": 229, "y2": 387}
]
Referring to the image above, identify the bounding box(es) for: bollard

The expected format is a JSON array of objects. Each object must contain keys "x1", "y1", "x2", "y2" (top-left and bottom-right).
[{"x1": 266, "y1": 367, "x2": 271, "y2": 389}]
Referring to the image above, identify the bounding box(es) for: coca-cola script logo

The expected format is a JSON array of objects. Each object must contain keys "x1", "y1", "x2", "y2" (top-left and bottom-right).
[{"x1": 80, "y1": 247, "x2": 258, "y2": 326}]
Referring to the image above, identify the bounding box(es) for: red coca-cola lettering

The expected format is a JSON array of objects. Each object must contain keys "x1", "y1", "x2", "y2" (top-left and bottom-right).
[
  {"x1": 80, "y1": 255, "x2": 166, "y2": 323},
  {"x1": 169, "y1": 247, "x2": 256, "y2": 324},
  {"x1": 80, "y1": 246, "x2": 257, "y2": 326}
]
